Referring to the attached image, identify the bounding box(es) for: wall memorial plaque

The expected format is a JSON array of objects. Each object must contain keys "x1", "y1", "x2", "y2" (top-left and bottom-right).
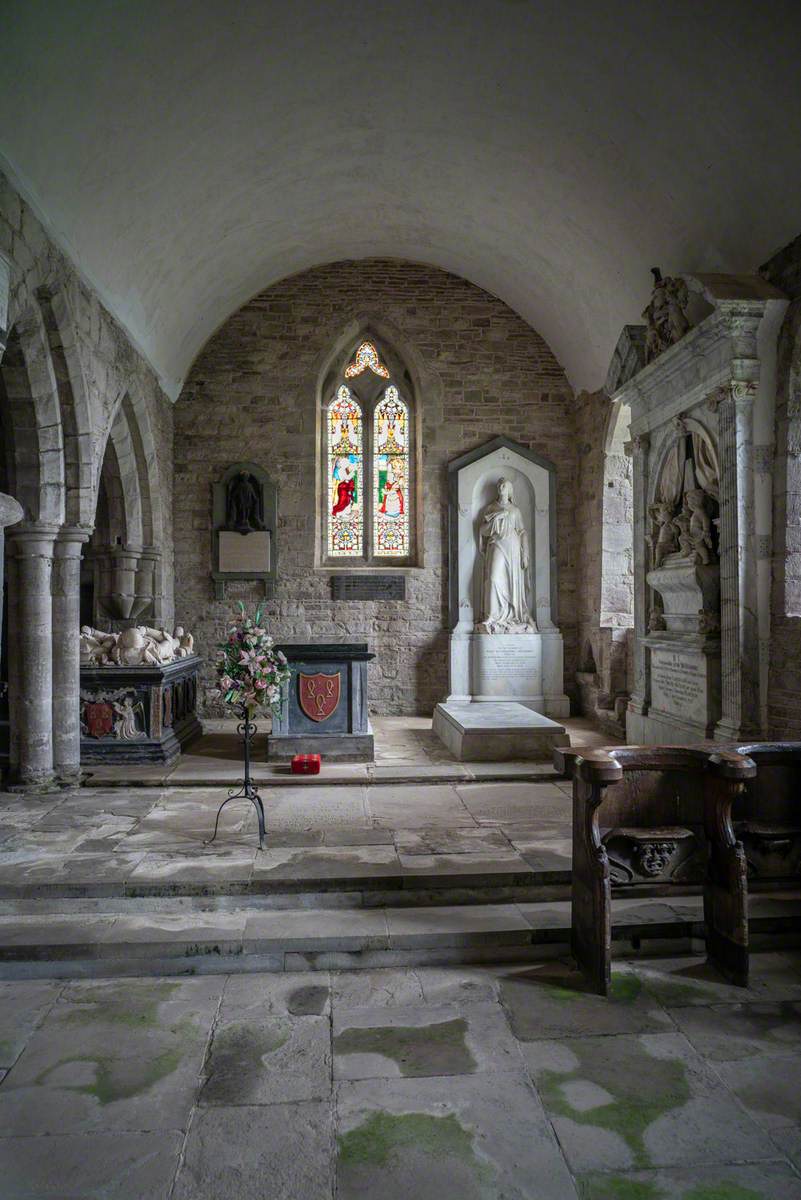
[
  {"x1": 331, "y1": 575, "x2": 406, "y2": 601},
  {"x1": 211, "y1": 462, "x2": 277, "y2": 599},
  {"x1": 218, "y1": 531, "x2": 271, "y2": 573}
]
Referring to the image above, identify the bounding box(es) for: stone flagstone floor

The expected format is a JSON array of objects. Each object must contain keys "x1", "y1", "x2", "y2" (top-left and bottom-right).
[{"x1": 0, "y1": 953, "x2": 800, "y2": 1197}]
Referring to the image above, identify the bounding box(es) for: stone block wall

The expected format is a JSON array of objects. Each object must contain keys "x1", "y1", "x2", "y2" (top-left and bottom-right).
[
  {"x1": 173, "y1": 259, "x2": 577, "y2": 716},
  {"x1": 573, "y1": 389, "x2": 633, "y2": 731},
  {"x1": 0, "y1": 171, "x2": 175, "y2": 620},
  {"x1": 761, "y1": 236, "x2": 801, "y2": 737}
]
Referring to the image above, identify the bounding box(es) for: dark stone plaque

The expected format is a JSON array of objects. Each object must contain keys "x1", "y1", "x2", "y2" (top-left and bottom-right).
[{"x1": 331, "y1": 575, "x2": 406, "y2": 601}]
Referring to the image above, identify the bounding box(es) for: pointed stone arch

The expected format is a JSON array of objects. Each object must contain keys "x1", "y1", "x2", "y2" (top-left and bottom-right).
[{"x1": 0, "y1": 304, "x2": 65, "y2": 526}]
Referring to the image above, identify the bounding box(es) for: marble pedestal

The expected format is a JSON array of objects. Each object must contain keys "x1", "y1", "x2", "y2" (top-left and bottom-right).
[
  {"x1": 447, "y1": 631, "x2": 570, "y2": 718},
  {"x1": 267, "y1": 643, "x2": 375, "y2": 763},
  {"x1": 433, "y1": 701, "x2": 569, "y2": 761}
]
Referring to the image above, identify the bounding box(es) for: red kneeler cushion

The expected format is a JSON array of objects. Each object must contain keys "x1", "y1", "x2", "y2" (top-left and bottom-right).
[{"x1": 291, "y1": 754, "x2": 321, "y2": 775}]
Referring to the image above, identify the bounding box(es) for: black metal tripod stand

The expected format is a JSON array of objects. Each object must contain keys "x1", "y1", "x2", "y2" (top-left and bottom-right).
[{"x1": 205, "y1": 706, "x2": 266, "y2": 850}]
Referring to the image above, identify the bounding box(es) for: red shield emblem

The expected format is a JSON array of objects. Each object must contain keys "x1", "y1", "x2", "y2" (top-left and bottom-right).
[
  {"x1": 85, "y1": 701, "x2": 114, "y2": 738},
  {"x1": 299, "y1": 672, "x2": 341, "y2": 723}
]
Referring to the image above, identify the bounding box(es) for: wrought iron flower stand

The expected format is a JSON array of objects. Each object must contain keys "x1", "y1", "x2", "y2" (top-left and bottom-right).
[{"x1": 205, "y1": 706, "x2": 266, "y2": 850}]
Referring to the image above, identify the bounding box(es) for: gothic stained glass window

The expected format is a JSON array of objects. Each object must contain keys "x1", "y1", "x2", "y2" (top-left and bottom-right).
[
  {"x1": 327, "y1": 385, "x2": 363, "y2": 557},
  {"x1": 344, "y1": 340, "x2": 390, "y2": 379},
  {"x1": 373, "y1": 385, "x2": 409, "y2": 556}
]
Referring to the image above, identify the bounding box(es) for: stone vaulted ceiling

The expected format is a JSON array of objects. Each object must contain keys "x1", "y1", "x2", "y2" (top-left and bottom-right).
[{"x1": 3, "y1": 0, "x2": 801, "y2": 399}]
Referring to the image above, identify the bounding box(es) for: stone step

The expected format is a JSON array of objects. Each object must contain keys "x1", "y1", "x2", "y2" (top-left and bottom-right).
[{"x1": 0, "y1": 893, "x2": 797, "y2": 980}]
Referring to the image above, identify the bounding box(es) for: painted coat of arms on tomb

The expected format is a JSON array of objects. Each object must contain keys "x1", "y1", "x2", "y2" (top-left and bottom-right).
[
  {"x1": 299, "y1": 672, "x2": 341, "y2": 722},
  {"x1": 84, "y1": 701, "x2": 114, "y2": 739}
]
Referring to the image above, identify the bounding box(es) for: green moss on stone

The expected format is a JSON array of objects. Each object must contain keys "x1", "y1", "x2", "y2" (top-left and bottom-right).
[
  {"x1": 578, "y1": 1175, "x2": 664, "y2": 1200},
  {"x1": 539, "y1": 1040, "x2": 691, "y2": 1169},
  {"x1": 61, "y1": 981, "x2": 181, "y2": 1030},
  {"x1": 335, "y1": 1017, "x2": 475, "y2": 1077},
  {"x1": 682, "y1": 1184, "x2": 765, "y2": 1200},
  {"x1": 338, "y1": 1110, "x2": 488, "y2": 1181}
]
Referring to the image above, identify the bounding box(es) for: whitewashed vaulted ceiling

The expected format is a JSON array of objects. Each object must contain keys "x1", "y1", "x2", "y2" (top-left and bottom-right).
[{"x1": 3, "y1": 1, "x2": 801, "y2": 398}]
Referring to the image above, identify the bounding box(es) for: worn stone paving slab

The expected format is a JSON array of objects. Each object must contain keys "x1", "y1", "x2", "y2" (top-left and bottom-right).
[
  {"x1": 499, "y1": 962, "x2": 673, "y2": 1040},
  {"x1": 714, "y1": 1050, "x2": 801, "y2": 1136},
  {"x1": 576, "y1": 1161, "x2": 801, "y2": 1200},
  {"x1": 416, "y1": 965, "x2": 500, "y2": 1005},
  {"x1": 369, "y1": 784, "x2": 475, "y2": 828},
  {"x1": 397, "y1": 850, "x2": 531, "y2": 878},
  {"x1": 335, "y1": 1073, "x2": 577, "y2": 1200},
  {"x1": 455, "y1": 781, "x2": 570, "y2": 824},
  {"x1": 0, "y1": 979, "x2": 62, "y2": 1066},
  {"x1": 0, "y1": 852, "x2": 147, "y2": 888},
  {"x1": 92, "y1": 912, "x2": 247, "y2": 956},
  {"x1": 667, "y1": 999, "x2": 801, "y2": 1062},
  {"x1": 0, "y1": 913, "x2": 118, "y2": 948},
  {"x1": 331, "y1": 967, "x2": 425, "y2": 1009},
  {"x1": 260, "y1": 785, "x2": 370, "y2": 831},
  {"x1": 323, "y1": 827, "x2": 395, "y2": 846},
  {"x1": 0, "y1": 1130, "x2": 185, "y2": 1198},
  {"x1": 127, "y1": 850, "x2": 255, "y2": 884},
  {"x1": 333, "y1": 1000, "x2": 521, "y2": 1079},
  {"x1": 386, "y1": 903, "x2": 531, "y2": 947},
  {"x1": 244, "y1": 907, "x2": 389, "y2": 951},
  {"x1": 173, "y1": 1101, "x2": 333, "y2": 1200},
  {"x1": 393, "y1": 828, "x2": 512, "y2": 855},
  {"x1": 221, "y1": 971, "x2": 332, "y2": 1018},
  {"x1": 0, "y1": 976, "x2": 223, "y2": 1135},
  {"x1": 628, "y1": 954, "x2": 801, "y2": 1006},
  {"x1": 200, "y1": 1013, "x2": 331, "y2": 1104},
  {"x1": 251, "y1": 843, "x2": 401, "y2": 880},
  {"x1": 522, "y1": 1030, "x2": 773, "y2": 1173}
]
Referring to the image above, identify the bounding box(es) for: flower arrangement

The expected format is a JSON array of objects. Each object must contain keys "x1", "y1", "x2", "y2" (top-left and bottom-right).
[{"x1": 215, "y1": 602, "x2": 290, "y2": 716}]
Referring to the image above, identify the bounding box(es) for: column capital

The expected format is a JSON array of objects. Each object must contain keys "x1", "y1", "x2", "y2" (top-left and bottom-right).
[
  {"x1": 7, "y1": 524, "x2": 59, "y2": 554},
  {"x1": 54, "y1": 525, "x2": 92, "y2": 556}
]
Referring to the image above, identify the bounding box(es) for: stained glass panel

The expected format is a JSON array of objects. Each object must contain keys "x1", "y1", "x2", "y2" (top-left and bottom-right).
[
  {"x1": 373, "y1": 385, "x2": 409, "y2": 557},
  {"x1": 344, "y1": 340, "x2": 390, "y2": 379},
  {"x1": 328, "y1": 385, "x2": 363, "y2": 557}
]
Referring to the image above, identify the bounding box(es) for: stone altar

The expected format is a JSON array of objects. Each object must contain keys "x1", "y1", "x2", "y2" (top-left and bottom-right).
[
  {"x1": 433, "y1": 437, "x2": 570, "y2": 761},
  {"x1": 267, "y1": 643, "x2": 374, "y2": 762},
  {"x1": 80, "y1": 654, "x2": 202, "y2": 765}
]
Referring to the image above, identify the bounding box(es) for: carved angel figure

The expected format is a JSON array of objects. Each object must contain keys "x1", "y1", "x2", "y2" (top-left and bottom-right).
[
  {"x1": 649, "y1": 501, "x2": 677, "y2": 568},
  {"x1": 686, "y1": 489, "x2": 715, "y2": 564}
]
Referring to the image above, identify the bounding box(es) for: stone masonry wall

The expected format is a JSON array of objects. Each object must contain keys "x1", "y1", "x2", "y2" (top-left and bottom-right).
[
  {"x1": 0, "y1": 170, "x2": 175, "y2": 620},
  {"x1": 573, "y1": 389, "x2": 633, "y2": 730},
  {"x1": 761, "y1": 235, "x2": 801, "y2": 737},
  {"x1": 173, "y1": 259, "x2": 578, "y2": 716}
]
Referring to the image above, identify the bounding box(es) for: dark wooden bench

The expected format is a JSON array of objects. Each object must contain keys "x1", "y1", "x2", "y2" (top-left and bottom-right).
[
  {"x1": 731, "y1": 742, "x2": 801, "y2": 887},
  {"x1": 565, "y1": 745, "x2": 756, "y2": 993}
]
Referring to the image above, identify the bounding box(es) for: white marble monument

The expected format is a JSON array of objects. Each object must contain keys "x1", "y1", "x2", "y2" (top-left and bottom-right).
[{"x1": 433, "y1": 437, "x2": 570, "y2": 760}]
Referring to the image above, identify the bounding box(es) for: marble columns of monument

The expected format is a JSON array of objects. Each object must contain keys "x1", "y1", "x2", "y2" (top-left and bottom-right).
[
  {"x1": 53, "y1": 526, "x2": 90, "y2": 781},
  {"x1": 8, "y1": 525, "x2": 58, "y2": 787}
]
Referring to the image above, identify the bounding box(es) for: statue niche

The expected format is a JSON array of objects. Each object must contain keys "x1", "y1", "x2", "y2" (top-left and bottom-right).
[{"x1": 475, "y1": 478, "x2": 537, "y2": 634}]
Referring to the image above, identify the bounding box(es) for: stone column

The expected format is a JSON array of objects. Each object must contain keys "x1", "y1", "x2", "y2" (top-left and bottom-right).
[
  {"x1": 715, "y1": 377, "x2": 760, "y2": 741},
  {"x1": 52, "y1": 526, "x2": 90, "y2": 782},
  {"x1": 0, "y1": 494, "x2": 24, "y2": 781},
  {"x1": 0, "y1": 493, "x2": 24, "y2": 666},
  {"x1": 626, "y1": 433, "x2": 650, "y2": 737},
  {"x1": 8, "y1": 525, "x2": 58, "y2": 787}
]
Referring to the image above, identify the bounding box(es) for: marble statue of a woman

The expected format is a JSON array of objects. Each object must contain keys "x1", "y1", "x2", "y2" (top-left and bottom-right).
[{"x1": 475, "y1": 478, "x2": 537, "y2": 634}]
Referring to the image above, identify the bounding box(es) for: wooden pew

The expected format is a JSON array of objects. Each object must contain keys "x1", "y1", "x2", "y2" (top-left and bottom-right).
[
  {"x1": 568, "y1": 745, "x2": 756, "y2": 994},
  {"x1": 731, "y1": 742, "x2": 801, "y2": 887}
]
